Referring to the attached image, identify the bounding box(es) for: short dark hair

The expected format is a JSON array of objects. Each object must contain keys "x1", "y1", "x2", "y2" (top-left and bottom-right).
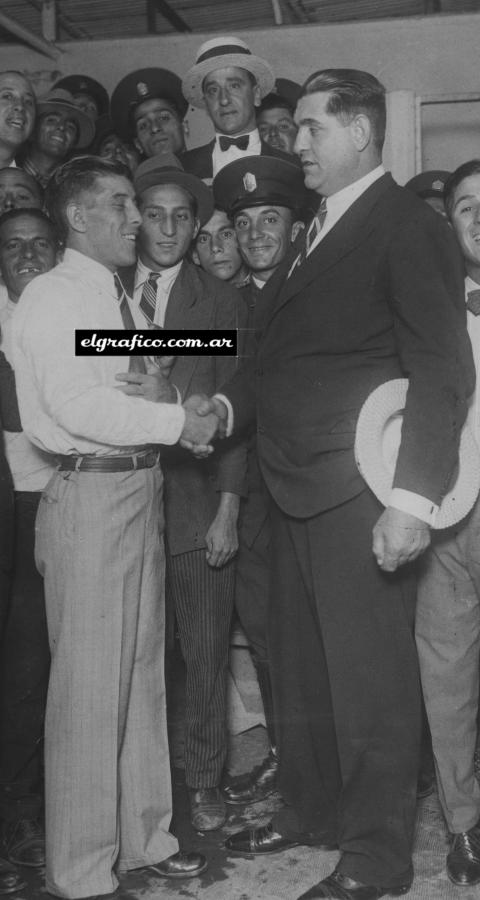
[
  {"x1": 0, "y1": 207, "x2": 58, "y2": 243},
  {"x1": 45, "y1": 155, "x2": 132, "y2": 243},
  {"x1": 300, "y1": 68, "x2": 386, "y2": 152},
  {"x1": 443, "y1": 159, "x2": 480, "y2": 220}
]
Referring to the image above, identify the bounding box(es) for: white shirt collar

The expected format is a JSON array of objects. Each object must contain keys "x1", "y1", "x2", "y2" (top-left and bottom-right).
[
  {"x1": 63, "y1": 247, "x2": 116, "y2": 294},
  {"x1": 325, "y1": 165, "x2": 385, "y2": 217}
]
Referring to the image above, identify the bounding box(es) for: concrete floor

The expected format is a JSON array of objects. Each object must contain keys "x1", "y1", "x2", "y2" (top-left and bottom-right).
[{"x1": 14, "y1": 650, "x2": 478, "y2": 900}]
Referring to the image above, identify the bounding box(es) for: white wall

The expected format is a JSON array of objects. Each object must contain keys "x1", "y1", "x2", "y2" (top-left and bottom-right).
[{"x1": 4, "y1": 11, "x2": 480, "y2": 173}]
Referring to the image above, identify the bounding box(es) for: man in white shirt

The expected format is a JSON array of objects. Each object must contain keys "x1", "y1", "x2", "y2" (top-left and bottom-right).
[
  {"x1": 11, "y1": 155, "x2": 215, "y2": 899},
  {"x1": 0, "y1": 208, "x2": 57, "y2": 873},
  {"x1": 180, "y1": 35, "x2": 289, "y2": 182},
  {"x1": 197, "y1": 69, "x2": 474, "y2": 900},
  {"x1": 416, "y1": 159, "x2": 480, "y2": 889}
]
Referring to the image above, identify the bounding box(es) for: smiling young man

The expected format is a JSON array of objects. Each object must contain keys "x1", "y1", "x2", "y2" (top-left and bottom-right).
[
  {"x1": 0, "y1": 72, "x2": 36, "y2": 169},
  {"x1": 0, "y1": 208, "x2": 57, "y2": 876},
  {"x1": 415, "y1": 160, "x2": 480, "y2": 889},
  {"x1": 20, "y1": 88, "x2": 94, "y2": 189},
  {"x1": 0, "y1": 168, "x2": 43, "y2": 216},
  {"x1": 10, "y1": 156, "x2": 214, "y2": 898},
  {"x1": 119, "y1": 153, "x2": 246, "y2": 833},
  {"x1": 181, "y1": 36, "x2": 291, "y2": 182}
]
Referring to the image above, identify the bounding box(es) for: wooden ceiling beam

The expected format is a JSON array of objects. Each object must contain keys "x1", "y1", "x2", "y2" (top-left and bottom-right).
[
  {"x1": 0, "y1": 9, "x2": 61, "y2": 58},
  {"x1": 152, "y1": 0, "x2": 191, "y2": 32}
]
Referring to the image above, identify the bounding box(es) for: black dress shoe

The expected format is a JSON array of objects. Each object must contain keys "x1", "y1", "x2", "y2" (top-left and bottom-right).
[
  {"x1": 149, "y1": 851, "x2": 208, "y2": 879},
  {"x1": 1, "y1": 819, "x2": 45, "y2": 868},
  {"x1": 296, "y1": 868, "x2": 412, "y2": 899},
  {"x1": 224, "y1": 822, "x2": 336, "y2": 857},
  {"x1": 0, "y1": 858, "x2": 26, "y2": 895},
  {"x1": 223, "y1": 749, "x2": 279, "y2": 805},
  {"x1": 447, "y1": 823, "x2": 480, "y2": 885},
  {"x1": 188, "y1": 787, "x2": 226, "y2": 831}
]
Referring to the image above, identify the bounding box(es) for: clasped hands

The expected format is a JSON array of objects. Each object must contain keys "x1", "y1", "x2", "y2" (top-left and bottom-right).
[{"x1": 179, "y1": 395, "x2": 228, "y2": 456}]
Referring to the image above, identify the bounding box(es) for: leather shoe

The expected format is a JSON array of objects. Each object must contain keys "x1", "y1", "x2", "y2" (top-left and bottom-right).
[
  {"x1": 223, "y1": 749, "x2": 279, "y2": 805},
  {"x1": 0, "y1": 859, "x2": 26, "y2": 895},
  {"x1": 447, "y1": 823, "x2": 480, "y2": 885},
  {"x1": 224, "y1": 822, "x2": 336, "y2": 857},
  {"x1": 1, "y1": 819, "x2": 45, "y2": 868},
  {"x1": 189, "y1": 787, "x2": 226, "y2": 831},
  {"x1": 149, "y1": 851, "x2": 207, "y2": 879},
  {"x1": 295, "y1": 868, "x2": 412, "y2": 899}
]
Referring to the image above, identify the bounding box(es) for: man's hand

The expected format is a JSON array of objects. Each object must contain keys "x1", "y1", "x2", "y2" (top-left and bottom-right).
[
  {"x1": 115, "y1": 368, "x2": 176, "y2": 403},
  {"x1": 150, "y1": 354, "x2": 176, "y2": 376},
  {"x1": 180, "y1": 395, "x2": 219, "y2": 456},
  {"x1": 372, "y1": 506, "x2": 431, "y2": 572},
  {"x1": 191, "y1": 395, "x2": 229, "y2": 438},
  {"x1": 205, "y1": 493, "x2": 240, "y2": 568}
]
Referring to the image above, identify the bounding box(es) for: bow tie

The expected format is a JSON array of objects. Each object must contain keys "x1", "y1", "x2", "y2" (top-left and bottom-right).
[
  {"x1": 219, "y1": 134, "x2": 250, "y2": 152},
  {"x1": 467, "y1": 289, "x2": 480, "y2": 316}
]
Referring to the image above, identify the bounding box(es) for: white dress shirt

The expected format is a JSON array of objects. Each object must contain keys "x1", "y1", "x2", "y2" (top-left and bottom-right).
[
  {"x1": 212, "y1": 128, "x2": 262, "y2": 177},
  {"x1": 11, "y1": 248, "x2": 185, "y2": 457},
  {"x1": 133, "y1": 258, "x2": 182, "y2": 327},
  {"x1": 465, "y1": 275, "x2": 480, "y2": 452},
  {"x1": 1, "y1": 296, "x2": 55, "y2": 490}
]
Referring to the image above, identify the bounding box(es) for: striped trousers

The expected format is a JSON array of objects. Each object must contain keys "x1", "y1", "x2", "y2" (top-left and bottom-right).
[
  {"x1": 167, "y1": 549, "x2": 234, "y2": 788},
  {"x1": 35, "y1": 465, "x2": 178, "y2": 899}
]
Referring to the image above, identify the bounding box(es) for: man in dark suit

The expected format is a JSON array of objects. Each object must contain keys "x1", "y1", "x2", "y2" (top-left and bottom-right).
[
  {"x1": 194, "y1": 69, "x2": 475, "y2": 900},
  {"x1": 180, "y1": 35, "x2": 290, "y2": 182},
  {"x1": 119, "y1": 153, "x2": 246, "y2": 833}
]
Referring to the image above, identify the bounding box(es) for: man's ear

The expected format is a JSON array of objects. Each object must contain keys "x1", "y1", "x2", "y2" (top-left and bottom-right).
[
  {"x1": 191, "y1": 247, "x2": 201, "y2": 266},
  {"x1": 65, "y1": 201, "x2": 87, "y2": 234},
  {"x1": 253, "y1": 81, "x2": 262, "y2": 109},
  {"x1": 291, "y1": 220, "x2": 305, "y2": 243},
  {"x1": 350, "y1": 113, "x2": 371, "y2": 152},
  {"x1": 134, "y1": 137, "x2": 144, "y2": 155}
]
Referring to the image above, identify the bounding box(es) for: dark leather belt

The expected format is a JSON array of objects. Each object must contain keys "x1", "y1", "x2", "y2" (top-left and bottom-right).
[{"x1": 57, "y1": 450, "x2": 159, "y2": 473}]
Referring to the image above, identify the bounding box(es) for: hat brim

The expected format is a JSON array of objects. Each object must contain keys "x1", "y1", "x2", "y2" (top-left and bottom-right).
[
  {"x1": 182, "y1": 53, "x2": 275, "y2": 109},
  {"x1": 354, "y1": 378, "x2": 480, "y2": 529},
  {"x1": 53, "y1": 76, "x2": 109, "y2": 117},
  {"x1": 36, "y1": 100, "x2": 95, "y2": 149},
  {"x1": 135, "y1": 168, "x2": 214, "y2": 227}
]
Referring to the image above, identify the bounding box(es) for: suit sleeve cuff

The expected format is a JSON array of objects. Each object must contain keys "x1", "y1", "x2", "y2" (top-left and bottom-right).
[
  {"x1": 389, "y1": 488, "x2": 438, "y2": 526},
  {"x1": 214, "y1": 393, "x2": 233, "y2": 437}
]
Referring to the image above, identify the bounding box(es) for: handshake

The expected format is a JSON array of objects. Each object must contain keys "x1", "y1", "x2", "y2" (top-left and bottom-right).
[{"x1": 179, "y1": 394, "x2": 228, "y2": 457}]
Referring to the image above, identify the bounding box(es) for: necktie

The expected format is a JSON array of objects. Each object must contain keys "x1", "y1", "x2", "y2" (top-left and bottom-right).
[
  {"x1": 114, "y1": 273, "x2": 146, "y2": 374},
  {"x1": 467, "y1": 289, "x2": 480, "y2": 316},
  {"x1": 139, "y1": 272, "x2": 160, "y2": 325},
  {"x1": 289, "y1": 198, "x2": 328, "y2": 276},
  {"x1": 219, "y1": 134, "x2": 250, "y2": 152}
]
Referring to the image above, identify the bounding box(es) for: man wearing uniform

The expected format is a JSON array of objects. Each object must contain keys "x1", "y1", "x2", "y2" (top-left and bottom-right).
[
  {"x1": 212, "y1": 154, "x2": 310, "y2": 805},
  {"x1": 110, "y1": 68, "x2": 188, "y2": 161}
]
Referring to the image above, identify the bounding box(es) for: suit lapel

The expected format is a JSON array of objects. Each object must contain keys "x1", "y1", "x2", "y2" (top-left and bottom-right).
[
  {"x1": 263, "y1": 173, "x2": 395, "y2": 326},
  {"x1": 164, "y1": 262, "x2": 210, "y2": 398}
]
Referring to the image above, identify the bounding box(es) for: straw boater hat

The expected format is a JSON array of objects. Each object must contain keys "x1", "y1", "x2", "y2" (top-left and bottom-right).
[
  {"x1": 354, "y1": 379, "x2": 480, "y2": 529},
  {"x1": 36, "y1": 88, "x2": 95, "y2": 149},
  {"x1": 182, "y1": 36, "x2": 275, "y2": 110},
  {"x1": 133, "y1": 152, "x2": 214, "y2": 226}
]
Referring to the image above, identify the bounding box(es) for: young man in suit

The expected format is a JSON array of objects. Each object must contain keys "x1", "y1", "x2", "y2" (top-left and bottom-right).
[
  {"x1": 120, "y1": 153, "x2": 246, "y2": 833},
  {"x1": 415, "y1": 160, "x2": 480, "y2": 888},
  {"x1": 195, "y1": 69, "x2": 474, "y2": 900},
  {"x1": 180, "y1": 36, "x2": 290, "y2": 182}
]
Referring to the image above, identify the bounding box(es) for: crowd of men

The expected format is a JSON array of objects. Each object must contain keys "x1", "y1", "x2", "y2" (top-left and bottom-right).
[{"x1": 1, "y1": 29, "x2": 480, "y2": 900}]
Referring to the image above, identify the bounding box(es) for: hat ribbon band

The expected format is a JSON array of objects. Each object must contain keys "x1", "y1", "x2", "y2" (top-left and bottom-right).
[{"x1": 196, "y1": 44, "x2": 251, "y2": 64}]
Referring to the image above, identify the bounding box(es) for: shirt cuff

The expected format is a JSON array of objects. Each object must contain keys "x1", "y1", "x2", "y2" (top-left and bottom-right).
[
  {"x1": 214, "y1": 393, "x2": 233, "y2": 437},
  {"x1": 389, "y1": 488, "x2": 438, "y2": 526}
]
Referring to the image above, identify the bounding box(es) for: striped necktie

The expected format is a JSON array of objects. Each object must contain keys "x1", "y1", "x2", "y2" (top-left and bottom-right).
[
  {"x1": 289, "y1": 198, "x2": 328, "y2": 276},
  {"x1": 139, "y1": 272, "x2": 160, "y2": 325},
  {"x1": 114, "y1": 273, "x2": 146, "y2": 374}
]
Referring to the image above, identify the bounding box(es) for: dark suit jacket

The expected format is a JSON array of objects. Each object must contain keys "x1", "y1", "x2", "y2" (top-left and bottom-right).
[
  {"x1": 180, "y1": 139, "x2": 293, "y2": 181},
  {"x1": 119, "y1": 260, "x2": 247, "y2": 554},
  {"x1": 223, "y1": 172, "x2": 475, "y2": 519}
]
